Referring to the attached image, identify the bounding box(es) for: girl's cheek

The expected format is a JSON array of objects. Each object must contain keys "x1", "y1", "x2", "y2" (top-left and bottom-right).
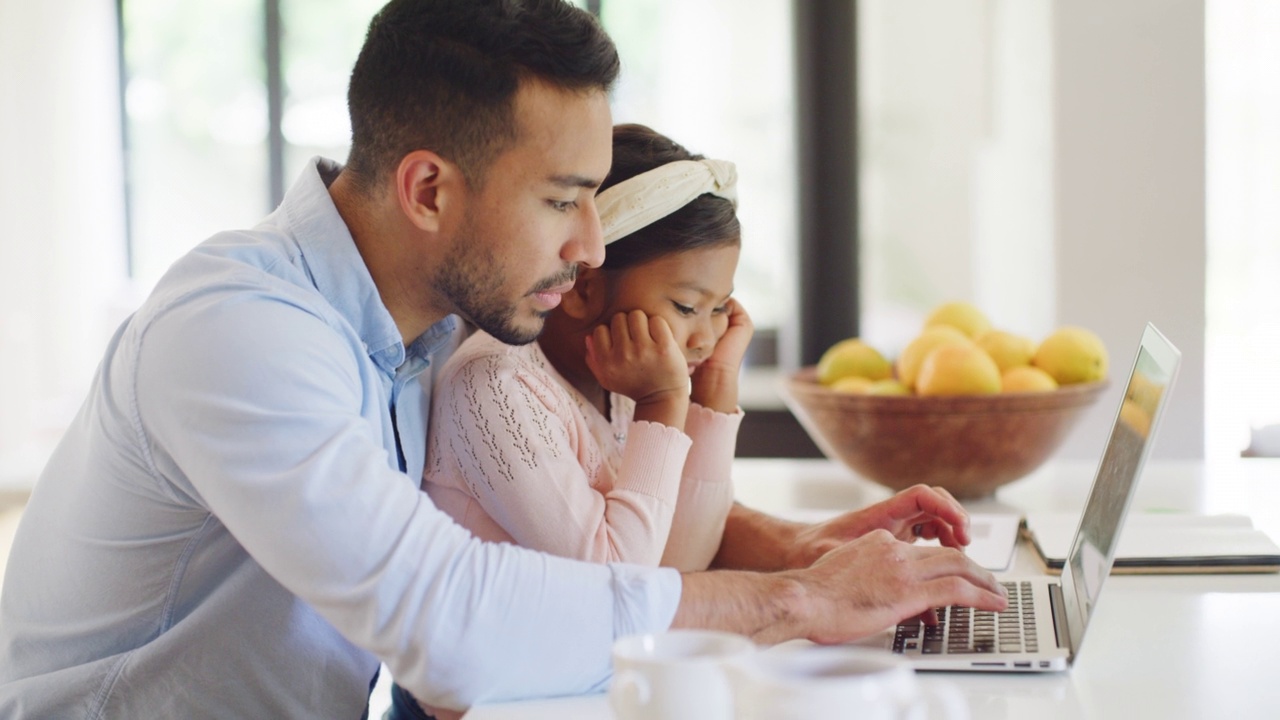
[{"x1": 714, "y1": 316, "x2": 731, "y2": 339}]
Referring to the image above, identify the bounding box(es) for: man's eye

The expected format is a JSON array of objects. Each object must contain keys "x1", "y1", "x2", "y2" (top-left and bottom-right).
[
  {"x1": 548, "y1": 199, "x2": 577, "y2": 212},
  {"x1": 672, "y1": 302, "x2": 696, "y2": 316}
]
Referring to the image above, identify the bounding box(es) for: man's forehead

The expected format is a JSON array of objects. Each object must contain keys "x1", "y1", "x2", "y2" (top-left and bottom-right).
[{"x1": 505, "y1": 79, "x2": 612, "y2": 178}]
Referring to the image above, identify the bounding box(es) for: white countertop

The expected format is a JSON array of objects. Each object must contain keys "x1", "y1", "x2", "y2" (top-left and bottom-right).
[{"x1": 464, "y1": 457, "x2": 1280, "y2": 720}]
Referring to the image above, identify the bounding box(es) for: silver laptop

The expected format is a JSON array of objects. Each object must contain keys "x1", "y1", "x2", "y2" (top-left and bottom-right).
[{"x1": 856, "y1": 322, "x2": 1182, "y2": 672}]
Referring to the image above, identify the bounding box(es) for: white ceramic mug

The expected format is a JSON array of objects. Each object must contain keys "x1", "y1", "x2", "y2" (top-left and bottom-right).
[
  {"x1": 609, "y1": 630, "x2": 756, "y2": 720},
  {"x1": 729, "y1": 645, "x2": 969, "y2": 720}
]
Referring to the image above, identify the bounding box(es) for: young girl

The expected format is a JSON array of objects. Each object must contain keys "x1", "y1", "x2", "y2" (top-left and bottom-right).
[{"x1": 422, "y1": 123, "x2": 749, "y2": 572}]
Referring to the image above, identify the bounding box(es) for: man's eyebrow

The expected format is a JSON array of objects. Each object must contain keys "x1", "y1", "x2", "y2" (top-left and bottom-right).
[{"x1": 547, "y1": 174, "x2": 603, "y2": 190}]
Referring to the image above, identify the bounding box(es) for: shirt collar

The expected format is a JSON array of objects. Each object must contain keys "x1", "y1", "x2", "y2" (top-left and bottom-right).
[{"x1": 280, "y1": 156, "x2": 457, "y2": 375}]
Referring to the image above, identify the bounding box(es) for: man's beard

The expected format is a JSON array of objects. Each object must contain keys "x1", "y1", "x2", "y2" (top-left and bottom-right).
[{"x1": 434, "y1": 219, "x2": 574, "y2": 346}]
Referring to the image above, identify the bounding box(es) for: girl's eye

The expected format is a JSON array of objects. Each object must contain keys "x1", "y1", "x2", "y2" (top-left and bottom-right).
[
  {"x1": 548, "y1": 199, "x2": 577, "y2": 212},
  {"x1": 672, "y1": 302, "x2": 696, "y2": 316},
  {"x1": 712, "y1": 305, "x2": 728, "y2": 315}
]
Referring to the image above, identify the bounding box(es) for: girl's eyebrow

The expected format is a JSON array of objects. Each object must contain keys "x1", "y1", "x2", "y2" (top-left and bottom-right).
[{"x1": 673, "y1": 282, "x2": 735, "y2": 302}]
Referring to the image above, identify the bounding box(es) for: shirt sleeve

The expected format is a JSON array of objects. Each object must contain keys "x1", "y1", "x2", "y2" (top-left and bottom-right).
[
  {"x1": 133, "y1": 292, "x2": 681, "y2": 710},
  {"x1": 427, "y1": 350, "x2": 694, "y2": 565},
  {"x1": 659, "y1": 403, "x2": 743, "y2": 571}
]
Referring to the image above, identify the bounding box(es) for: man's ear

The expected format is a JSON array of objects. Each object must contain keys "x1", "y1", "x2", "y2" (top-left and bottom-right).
[
  {"x1": 561, "y1": 267, "x2": 607, "y2": 321},
  {"x1": 395, "y1": 150, "x2": 462, "y2": 233}
]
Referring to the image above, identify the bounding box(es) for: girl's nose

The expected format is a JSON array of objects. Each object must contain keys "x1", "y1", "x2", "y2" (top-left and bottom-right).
[{"x1": 688, "y1": 319, "x2": 715, "y2": 357}]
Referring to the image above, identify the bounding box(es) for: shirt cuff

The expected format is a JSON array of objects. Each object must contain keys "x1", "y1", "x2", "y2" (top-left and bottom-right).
[{"x1": 610, "y1": 563, "x2": 682, "y2": 640}]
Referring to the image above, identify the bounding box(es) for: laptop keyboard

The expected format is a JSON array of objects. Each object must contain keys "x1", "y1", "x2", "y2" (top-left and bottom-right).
[{"x1": 893, "y1": 581, "x2": 1039, "y2": 655}]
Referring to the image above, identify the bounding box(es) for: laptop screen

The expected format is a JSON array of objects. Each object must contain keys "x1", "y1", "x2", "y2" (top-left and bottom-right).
[{"x1": 1058, "y1": 323, "x2": 1182, "y2": 656}]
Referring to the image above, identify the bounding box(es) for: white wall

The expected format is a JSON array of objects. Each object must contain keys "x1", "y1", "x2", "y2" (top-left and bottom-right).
[
  {"x1": 860, "y1": 0, "x2": 1205, "y2": 460},
  {"x1": 0, "y1": 0, "x2": 131, "y2": 483},
  {"x1": 1052, "y1": 0, "x2": 1206, "y2": 459}
]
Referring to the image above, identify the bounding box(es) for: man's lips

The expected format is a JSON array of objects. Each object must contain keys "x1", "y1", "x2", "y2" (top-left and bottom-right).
[{"x1": 531, "y1": 281, "x2": 575, "y2": 309}]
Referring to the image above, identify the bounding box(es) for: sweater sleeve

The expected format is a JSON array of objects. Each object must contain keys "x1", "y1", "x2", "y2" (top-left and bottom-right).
[
  {"x1": 659, "y1": 403, "x2": 743, "y2": 571},
  {"x1": 427, "y1": 349, "x2": 693, "y2": 566}
]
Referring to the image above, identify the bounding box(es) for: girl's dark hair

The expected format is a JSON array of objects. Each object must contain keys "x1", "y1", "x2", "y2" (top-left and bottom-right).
[
  {"x1": 600, "y1": 124, "x2": 741, "y2": 271},
  {"x1": 345, "y1": 0, "x2": 619, "y2": 192}
]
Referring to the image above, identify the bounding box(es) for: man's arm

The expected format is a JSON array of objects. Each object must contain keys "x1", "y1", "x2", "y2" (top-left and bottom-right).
[
  {"x1": 136, "y1": 297, "x2": 677, "y2": 711},
  {"x1": 712, "y1": 485, "x2": 974, "y2": 571},
  {"x1": 710, "y1": 502, "x2": 806, "y2": 572},
  {"x1": 682, "y1": 528, "x2": 1007, "y2": 645}
]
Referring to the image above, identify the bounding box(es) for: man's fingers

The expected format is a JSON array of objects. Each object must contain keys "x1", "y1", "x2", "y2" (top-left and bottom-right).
[
  {"x1": 889, "y1": 485, "x2": 970, "y2": 546},
  {"x1": 910, "y1": 546, "x2": 1006, "y2": 598},
  {"x1": 919, "y1": 574, "x2": 1008, "y2": 613},
  {"x1": 929, "y1": 486, "x2": 969, "y2": 545},
  {"x1": 911, "y1": 519, "x2": 963, "y2": 549},
  {"x1": 916, "y1": 607, "x2": 940, "y2": 626}
]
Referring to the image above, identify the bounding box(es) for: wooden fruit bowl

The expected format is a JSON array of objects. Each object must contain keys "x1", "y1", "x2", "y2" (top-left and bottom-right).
[{"x1": 781, "y1": 367, "x2": 1108, "y2": 498}]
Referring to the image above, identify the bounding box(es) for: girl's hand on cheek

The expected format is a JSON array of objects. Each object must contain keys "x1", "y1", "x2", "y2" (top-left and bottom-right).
[
  {"x1": 585, "y1": 310, "x2": 690, "y2": 429},
  {"x1": 691, "y1": 299, "x2": 754, "y2": 413}
]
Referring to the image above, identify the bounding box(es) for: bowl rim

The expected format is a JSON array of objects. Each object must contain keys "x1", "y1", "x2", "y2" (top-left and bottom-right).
[{"x1": 784, "y1": 366, "x2": 1109, "y2": 414}]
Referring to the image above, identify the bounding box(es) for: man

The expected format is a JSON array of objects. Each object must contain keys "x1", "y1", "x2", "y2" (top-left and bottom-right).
[{"x1": 0, "y1": 1, "x2": 1006, "y2": 717}]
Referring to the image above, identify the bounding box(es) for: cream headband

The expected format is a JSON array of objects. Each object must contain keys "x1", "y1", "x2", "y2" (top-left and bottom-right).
[{"x1": 597, "y1": 158, "x2": 738, "y2": 245}]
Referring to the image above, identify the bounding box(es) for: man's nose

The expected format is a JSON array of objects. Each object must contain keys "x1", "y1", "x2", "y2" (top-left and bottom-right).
[{"x1": 564, "y1": 200, "x2": 605, "y2": 268}]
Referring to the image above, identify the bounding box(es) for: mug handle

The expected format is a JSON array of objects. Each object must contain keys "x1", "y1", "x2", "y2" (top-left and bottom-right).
[
  {"x1": 608, "y1": 669, "x2": 651, "y2": 714},
  {"x1": 911, "y1": 679, "x2": 970, "y2": 720}
]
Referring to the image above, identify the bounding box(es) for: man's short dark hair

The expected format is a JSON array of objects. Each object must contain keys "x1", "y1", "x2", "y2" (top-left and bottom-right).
[{"x1": 344, "y1": 0, "x2": 620, "y2": 192}]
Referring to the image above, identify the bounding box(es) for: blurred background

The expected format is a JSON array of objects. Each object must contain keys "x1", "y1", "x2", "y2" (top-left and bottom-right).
[{"x1": 2, "y1": 0, "x2": 1278, "y2": 491}]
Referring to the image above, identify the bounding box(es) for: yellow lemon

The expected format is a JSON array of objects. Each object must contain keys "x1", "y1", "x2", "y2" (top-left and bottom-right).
[
  {"x1": 1033, "y1": 326, "x2": 1108, "y2": 384},
  {"x1": 924, "y1": 300, "x2": 992, "y2": 339},
  {"x1": 867, "y1": 379, "x2": 910, "y2": 396},
  {"x1": 817, "y1": 338, "x2": 892, "y2": 385},
  {"x1": 1001, "y1": 365, "x2": 1059, "y2": 393},
  {"x1": 829, "y1": 376, "x2": 876, "y2": 394},
  {"x1": 896, "y1": 326, "x2": 971, "y2": 391},
  {"x1": 975, "y1": 329, "x2": 1036, "y2": 373},
  {"x1": 916, "y1": 343, "x2": 1002, "y2": 396}
]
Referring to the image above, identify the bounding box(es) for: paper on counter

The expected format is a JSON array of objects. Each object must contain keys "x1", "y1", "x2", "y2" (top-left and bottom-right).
[{"x1": 1024, "y1": 511, "x2": 1280, "y2": 572}]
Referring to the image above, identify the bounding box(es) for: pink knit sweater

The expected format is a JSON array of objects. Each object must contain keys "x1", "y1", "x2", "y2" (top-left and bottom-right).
[{"x1": 423, "y1": 331, "x2": 741, "y2": 571}]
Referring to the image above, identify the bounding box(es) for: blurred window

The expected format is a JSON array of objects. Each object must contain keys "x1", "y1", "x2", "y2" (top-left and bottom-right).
[{"x1": 121, "y1": 0, "x2": 269, "y2": 285}]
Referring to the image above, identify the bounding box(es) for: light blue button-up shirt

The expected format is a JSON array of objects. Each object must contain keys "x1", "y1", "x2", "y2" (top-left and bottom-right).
[{"x1": 0, "y1": 158, "x2": 681, "y2": 719}]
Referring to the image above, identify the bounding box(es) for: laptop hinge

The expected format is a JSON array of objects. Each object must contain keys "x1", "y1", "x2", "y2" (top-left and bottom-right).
[{"x1": 1048, "y1": 583, "x2": 1071, "y2": 657}]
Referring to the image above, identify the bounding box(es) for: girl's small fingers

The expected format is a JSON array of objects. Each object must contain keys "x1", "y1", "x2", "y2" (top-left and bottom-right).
[
  {"x1": 627, "y1": 309, "x2": 651, "y2": 343},
  {"x1": 648, "y1": 315, "x2": 675, "y2": 347},
  {"x1": 592, "y1": 324, "x2": 613, "y2": 354},
  {"x1": 608, "y1": 312, "x2": 633, "y2": 348}
]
